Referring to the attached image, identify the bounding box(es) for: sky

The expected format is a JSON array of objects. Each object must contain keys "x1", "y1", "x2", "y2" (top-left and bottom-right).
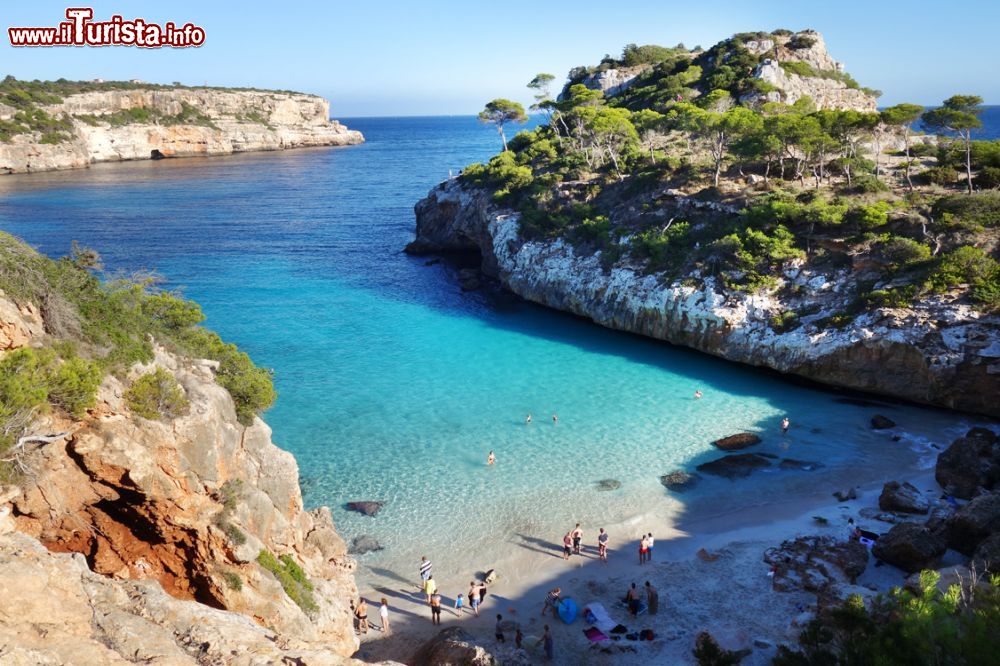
[{"x1": 1, "y1": 1, "x2": 997, "y2": 116}]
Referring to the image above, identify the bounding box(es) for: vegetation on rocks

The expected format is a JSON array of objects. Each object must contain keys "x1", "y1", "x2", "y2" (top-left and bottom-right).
[
  {"x1": 257, "y1": 549, "x2": 318, "y2": 615},
  {"x1": 463, "y1": 29, "x2": 999, "y2": 317},
  {"x1": 0, "y1": 232, "x2": 276, "y2": 477}
]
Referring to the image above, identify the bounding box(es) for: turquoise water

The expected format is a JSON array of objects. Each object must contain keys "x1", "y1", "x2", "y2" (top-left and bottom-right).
[{"x1": 0, "y1": 117, "x2": 976, "y2": 587}]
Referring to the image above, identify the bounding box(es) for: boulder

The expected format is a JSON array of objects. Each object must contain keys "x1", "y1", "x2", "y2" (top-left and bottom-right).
[
  {"x1": 763, "y1": 535, "x2": 868, "y2": 592},
  {"x1": 348, "y1": 535, "x2": 383, "y2": 555},
  {"x1": 972, "y1": 532, "x2": 1000, "y2": 574},
  {"x1": 660, "y1": 471, "x2": 701, "y2": 492},
  {"x1": 345, "y1": 501, "x2": 384, "y2": 517},
  {"x1": 871, "y1": 415, "x2": 897, "y2": 429},
  {"x1": 946, "y1": 492, "x2": 1000, "y2": 555},
  {"x1": 457, "y1": 269, "x2": 481, "y2": 292},
  {"x1": 878, "y1": 481, "x2": 930, "y2": 515},
  {"x1": 872, "y1": 522, "x2": 946, "y2": 573},
  {"x1": 925, "y1": 505, "x2": 956, "y2": 535},
  {"x1": 697, "y1": 453, "x2": 773, "y2": 479},
  {"x1": 411, "y1": 627, "x2": 501, "y2": 666},
  {"x1": 712, "y1": 433, "x2": 762, "y2": 451},
  {"x1": 935, "y1": 428, "x2": 1000, "y2": 499},
  {"x1": 595, "y1": 479, "x2": 621, "y2": 491},
  {"x1": 833, "y1": 488, "x2": 858, "y2": 502}
]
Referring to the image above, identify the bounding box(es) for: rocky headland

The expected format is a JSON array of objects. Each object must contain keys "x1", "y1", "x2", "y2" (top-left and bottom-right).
[{"x1": 0, "y1": 81, "x2": 363, "y2": 174}]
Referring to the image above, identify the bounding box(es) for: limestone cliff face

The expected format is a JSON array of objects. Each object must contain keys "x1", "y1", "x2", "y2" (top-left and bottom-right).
[
  {"x1": 0, "y1": 87, "x2": 363, "y2": 174},
  {"x1": 0, "y1": 295, "x2": 374, "y2": 663},
  {"x1": 410, "y1": 179, "x2": 1000, "y2": 417}
]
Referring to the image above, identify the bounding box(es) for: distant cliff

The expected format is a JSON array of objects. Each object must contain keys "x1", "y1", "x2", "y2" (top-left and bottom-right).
[{"x1": 0, "y1": 83, "x2": 363, "y2": 174}]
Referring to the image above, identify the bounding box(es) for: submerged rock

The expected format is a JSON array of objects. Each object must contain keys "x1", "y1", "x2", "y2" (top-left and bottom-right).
[
  {"x1": 349, "y1": 535, "x2": 383, "y2": 555},
  {"x1": 346, "y1": 501, "x2": 385, "y2": 517},
  {"x1": 935, "y1": 428, "x2": 1000, "y2": 500},
  {"x1": 833, "y1": 488, "x2": 859, "y2": 502},
  {"x1": 457, "y1": 268, "x2": 482, "y2": 292},
  {"x1": 595, "y1": 479, "x2": 622, "y2": 491},
  {"x1": 871, "y1": 415, "x2": 897, "y2": 429},
  {"x1": 872, "y1": 522, "x2": 946, "y2": 573},
  {"x1": 660, "y1": 471, "x2": 701, "y2": 492},
  {"x1": 712, "y1": 433, "x2": 762, "y2": 451},
  {"x1": 697, "y1": 453, "x2": 773, "y2": 479},
  {"x1": 879, "y1": 481, "x2": 930, "y2": 515},
  {"x1": 779, "y1": 458, "x2": 824, "y2": 471}
]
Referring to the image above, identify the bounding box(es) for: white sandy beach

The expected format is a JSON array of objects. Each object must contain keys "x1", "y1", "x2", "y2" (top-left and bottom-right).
[{"x1": 352, "y1": 467, "x2": 945, "y2": 665}]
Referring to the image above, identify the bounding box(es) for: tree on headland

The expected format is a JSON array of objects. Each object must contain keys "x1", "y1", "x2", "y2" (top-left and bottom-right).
[
  {"x1": 479, "y1": 99, "x2": 527, "y2": 152},
  {"x1": 880, "y1": 103, "x2": 924, "y2": 191},
  {"x1": 527, "y1": 73, "x2": 556, "y2": 113},
  {"x1": 922, "y1": 95, "x2": 983, "y2": 194}
]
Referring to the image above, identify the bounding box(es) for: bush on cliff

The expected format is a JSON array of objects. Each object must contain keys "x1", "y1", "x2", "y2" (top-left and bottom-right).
[
  {"x1": 125, "y1": 367, "x2": 189, "y2": 420},
  {"x1": 257, "y1": 549, "x2": 318, "y2": 615},
  {"x1": 774, "y1": 570, "x2": 1000, "y2": 666}
]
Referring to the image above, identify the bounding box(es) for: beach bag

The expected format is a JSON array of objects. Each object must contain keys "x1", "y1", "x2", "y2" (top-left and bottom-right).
[
  {"x1": 639, "y1": 629, "x2": 655, "y2": 641},
  {"x1": 484, "y1": 569, "x2": 498, "y2": 585}
]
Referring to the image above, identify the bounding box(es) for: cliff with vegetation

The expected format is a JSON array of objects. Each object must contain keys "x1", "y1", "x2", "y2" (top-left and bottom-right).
[
  {"x1": 0, "y1": 77, "x2": 363, "y2": 174},
  {"x1": 410, "y1": 29, "x2": 1000, "y2": 417},
  {"x1": 0, "y1": 233, "x2": 375, "y2": 664}
]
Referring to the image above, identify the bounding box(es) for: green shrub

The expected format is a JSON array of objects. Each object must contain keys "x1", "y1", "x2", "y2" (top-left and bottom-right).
[
  {"x1": 846, "y1": 201, "x2": 891, "y2": 229},
  {"x1": 932, "y1": 191, "x2": 1000, "y2": 229},
  {"x1": 922, "y1": 165, "x2": 961, "y2": 186},
  {"x1": 876, "y1": 236, "x2": 932, "y2": 269},
  {"x1": 779, "y1": 61, "x2": 816, "y2": 78},
  {"x1": 257, "y1": 549, "x2": 318, "y2": 615},
  {"x1": 218, "y1": 519, "x2": 246, "y2": 546},
  {"x1": 926, "y1": 246, "x2": 1000, "y2": 310},
  {"x1": 786, "y1": 35, "x2": 817, "y2": 50},
  {"x1": 125, "y1": 367, "x2": 189, "y2": 420},
  {"x1": 222, "y1": 571, "x2": 243, "y2": 592},
  {"x1": 770, "y1": 310, "x2": 800, "y2": 333},
  {"x1": 851, "y1": 174, "x2": 890, "y2": 193},
  {"x1": 48, "y1": 356, "x2": 103, "y2": 417},
  {"x1": 975, "y1": 167, "x2": 1000, "y2": 190},
  {"x1": 864, "y1": 285, "x2": 917, "y2": 308}
]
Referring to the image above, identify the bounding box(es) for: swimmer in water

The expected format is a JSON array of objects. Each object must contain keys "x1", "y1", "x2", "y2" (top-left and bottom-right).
[
  {"x1": 694, "y1": 390, "x2": 703, "y2": 399},
  {"x1": 781, "y1": 417, "x2": 790, "y2": 434},
  {"x1": 552, "y1": 414, "x2": 558, "y2": 423},
  {"x1": 526, "y1": 413, "x2": 532, "y2": 424},
  {"x1": 487, "y1": 450, "x2": 495, "y2": 465}
]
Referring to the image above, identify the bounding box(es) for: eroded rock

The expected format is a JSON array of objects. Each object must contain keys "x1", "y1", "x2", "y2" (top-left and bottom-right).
[
  {"x1": 712, "y1": 432, "x2": 762, "y2": 451},
  {"x1": 879, "y1": 481, "x2": 930, "y2": 515},
  {"x1": 697, "y1": 453, "x2": 773, "y2": 479},
  {"x1": 595, "y1": 479, "x2": 622, "y2": 491},
  {"x1": 660, "y1": 471, "x2": 701, "y2": 492},
  {"x1": 872, "y1": 522, "x2": 946, "y2": 573},
  {"x1": 946, "y1": 492, "x2": 1000, "y2": 555},
  {"x1": 349, "y1": 535, "x2": 383, "y2": 555},
  {"x1": 871, "y1": 415, "x2": 897, "y2": 430},
  {"x1": 935, "y1": 428, "x2": 1000, "y2": 500},
  {"x1": 345, "y1": 501, "x2": 385, "y2": 517},
  {"x1": 763, "y1": 535, "x2": 868, "y2": 592}
]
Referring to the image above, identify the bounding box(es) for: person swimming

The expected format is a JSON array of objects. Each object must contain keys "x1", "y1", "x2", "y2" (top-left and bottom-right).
[
  {"x1": 781, "y1": 417, "x2": 790, "y2": 434},
  {"x1": 526, "y1": 413, "x2": 532, "y2": 424},
  {"x1": 552, "y1": 414, "x2": 558, "y2": 423},
  {"x1": 694, "y1": 390, "x2": 703, "y2": 399},
  {"x1": 487, "y1": 450, "x2": 496, "y2": 465}
]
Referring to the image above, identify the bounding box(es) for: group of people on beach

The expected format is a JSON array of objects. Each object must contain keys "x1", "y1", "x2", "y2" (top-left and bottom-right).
[{"x1": 558, "y1": 523, "x2": 656, "y2": 566}]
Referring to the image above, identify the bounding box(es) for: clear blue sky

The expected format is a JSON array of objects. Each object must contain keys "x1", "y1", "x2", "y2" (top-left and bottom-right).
[{"x1": 2, "y1": 1, "x2": 997, "y2": 116}]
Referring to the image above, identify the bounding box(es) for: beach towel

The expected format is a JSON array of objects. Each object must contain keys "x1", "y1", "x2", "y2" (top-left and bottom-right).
[
  {"x1": 582, "y1": 602, "x2": 616, "y2": 633},
  {"x1": 584, "y1": 627, "x2": 609, "y2": 642}
]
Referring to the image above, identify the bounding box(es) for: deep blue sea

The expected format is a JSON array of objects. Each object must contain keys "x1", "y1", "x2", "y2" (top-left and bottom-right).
[{"x1": 0, "y1": 116, "x2": 984, "y2": 590}]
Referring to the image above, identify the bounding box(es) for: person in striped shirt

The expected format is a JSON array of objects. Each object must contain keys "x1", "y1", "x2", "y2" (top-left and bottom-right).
[{"x1": 419, "y1": 556, "x2": 432, "y2": 586}]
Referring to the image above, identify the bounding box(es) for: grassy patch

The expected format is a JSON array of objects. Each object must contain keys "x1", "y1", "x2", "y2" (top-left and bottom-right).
[{"x1": 257, "y1": 549, "x2": 318, "y2": 615}]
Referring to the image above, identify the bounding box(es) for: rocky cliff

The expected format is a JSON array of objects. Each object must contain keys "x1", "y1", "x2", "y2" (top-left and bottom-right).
[
  {"x1": 409, "y1": 179, "x2": 1000, "y2": 417},
  {"x1": 0, "y1": 291, "x2": 376, "y2": 664},
  {"x1": 0, "y1": 86, "x2": 363, "y2": 174}
]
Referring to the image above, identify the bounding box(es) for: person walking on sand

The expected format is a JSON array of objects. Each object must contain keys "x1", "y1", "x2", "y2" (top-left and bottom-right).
[
  {"x1": 354, "y1": 598, "x2": 369, "y2": 635},
  {"x1": 495, "y1": 614, "x2": 506, "y2": 643},
  {"x1": 423, "y1": 575, "x2": 437, "y2": 604},
  {"x1": 598, "y1": 527, "x2": 609, "y2": 563},
  {"x1": 639, "y1": 534, "x2": 649, "y2": 564},
  {"x1": 562, "y1": 531, "x2": 573, "y2": 559},
  {"x1": 455, "y1": 593, "x2": 464, "y2": 616},
  {"x1": 781, "y1": 417, "x2": 790, "y2": 434},
  {"x1": 419, "y1": 556, "x2": 432, "y2": 586},
  {"x1": 572, "y1": 523, "x2": 583, "y2": 555},
  {"x1": 469, "y1": 581, "x2": 481, "y2": 616},
  {"x1": 543, "y1": 624, "x2": 554, "y2": 661},
  {"x1": 379, "y1": 597, "x2": 390, "y2": 634},
  {"x1": 430, "y1": 590, "x2": 442, "y2": 625},
  {"x1": 646, "y1": 533, "x2": 655, "y2": 561},
  {"x1": 487, "y1": 450, "x2": 495, "y2": 465},
  {"x1": 645, "y1": 581, "x2": 659, "y2": 615}
]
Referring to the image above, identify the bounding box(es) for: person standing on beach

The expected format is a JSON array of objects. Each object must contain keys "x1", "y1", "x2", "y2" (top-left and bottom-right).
[
  {"x1": 625, "y1": 583, "x2": 641, "y2": 615},
  {"x1": 354, "y1": 598, "x2": 369, "y2": 635},
  {"x1": 495, "y1": 614, "x2": 506, "y2": 643},
  {"x1": 379, "y1": 597, "x2": 390, "y2": 634},
  {"x1": 646, "y1": 533, "x2": 655, "y2": 561},
  {"x1": 598, "y1": 528, "x2": 609, "y2": 562},
  {"x1": 639, "y1": 534, "x2": 649, "y2": 564},
  {"x1": 469, "y1": 581, "x2": 481, "y2": 616},
  {"x1": 487, "y1": 450, "x2": 495, "y2": 465},
  {"x1": 572, "y1": 523, "x2": 583, "y2": 555},
  {"x1": 455, "y1": 593, "x2": 464, "y2": 616},
  {"x1": 423, "y1": 575, "x2": 437, "y2": 604},
  {"x1": 515, "y1": 626, "x2": 524, "y2": 648},
  {"x1": 419, "y1": 556, "x2": 432, "y2": 587},
  {"x1": 781, "y1": 417, "x2": 790, "y2": 434},
  {"x1": 543, "y1": 624, "x2": 554, "y2": 661},
  {"x1": 542, "y1": 587, "x2": 561, "y2": 618},
  {"x1": 562, "y1": 531, "x2": 573, "y2": 559},
  {"x1": 645, "y1": 581, "x2": 659, "y2": 615},
  {"x1": 479, "y1": 581, "x2": 488, "y2": 604},
  {"x1": 430, "y1": 590, "x2": 442, "y2": 625}
]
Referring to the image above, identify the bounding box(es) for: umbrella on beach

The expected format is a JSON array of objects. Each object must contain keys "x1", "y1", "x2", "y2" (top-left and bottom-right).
[{"x1": 558, "y1": 597, "x2": 578, "y2": 624}]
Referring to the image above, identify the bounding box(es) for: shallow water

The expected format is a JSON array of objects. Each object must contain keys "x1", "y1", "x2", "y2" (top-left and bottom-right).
[{"x1": 0, "y1": 116, "x2": 979, "y2": 591}]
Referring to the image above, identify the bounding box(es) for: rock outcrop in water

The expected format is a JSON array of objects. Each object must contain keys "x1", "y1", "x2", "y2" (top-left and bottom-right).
[
  {"x1": 0, "y1": 291, "x2": 371, "y2": 663},
  {"x1": 0, "y1": 86, "x2": 363, "y2": 174},
  {"x1": 408, "y1": 178, "x2": 1000, "y2": 417}
]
